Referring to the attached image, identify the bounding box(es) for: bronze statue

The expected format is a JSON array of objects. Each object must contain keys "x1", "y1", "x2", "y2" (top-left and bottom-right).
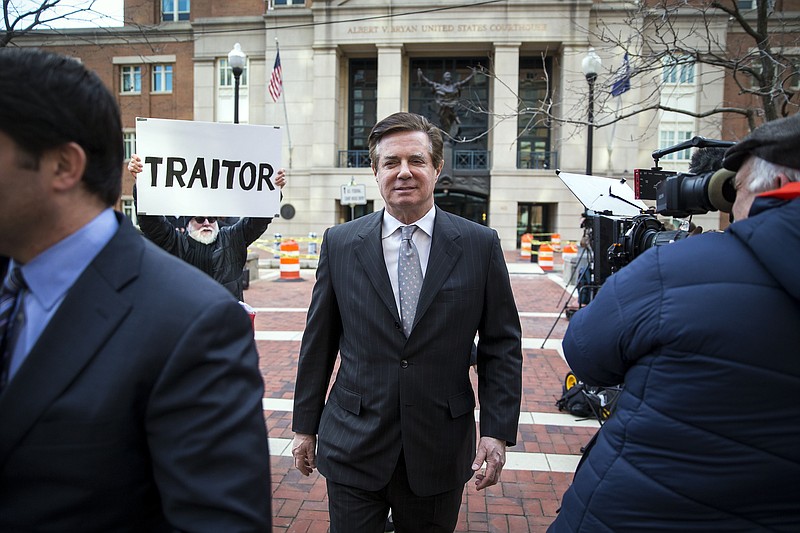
[{"x1": 417, "y1": 68, "x2": 476, "y2": 136}]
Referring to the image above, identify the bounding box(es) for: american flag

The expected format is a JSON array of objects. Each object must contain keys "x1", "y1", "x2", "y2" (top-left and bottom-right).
[{"x1": 268, "y1": 50, "x2": 283, "y2": 102}]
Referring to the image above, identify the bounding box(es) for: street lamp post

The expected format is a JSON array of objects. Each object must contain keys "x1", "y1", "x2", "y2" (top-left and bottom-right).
[
  {"x1": 228, "y1": 43, "x2": 247, "y2": 124},
  {"x1": 581, "y1": 48, "x2": 602, "y2": 176}
]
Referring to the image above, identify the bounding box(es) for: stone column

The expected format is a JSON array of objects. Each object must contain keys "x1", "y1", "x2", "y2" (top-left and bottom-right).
[
  {"x1": 376, "y1": 44, "x2": 404, "y2": 121},
  {"x1": 312, "y1": 46, "x2": 340, "y2": 167},
  {"x1": 490, "y1": 43, "x2": 521, "y2": 171}
]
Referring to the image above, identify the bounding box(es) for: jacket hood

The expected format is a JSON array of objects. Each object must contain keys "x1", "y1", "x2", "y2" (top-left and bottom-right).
[{"x1": 728, "y1": 183, "x2": 800, "y2": 302}]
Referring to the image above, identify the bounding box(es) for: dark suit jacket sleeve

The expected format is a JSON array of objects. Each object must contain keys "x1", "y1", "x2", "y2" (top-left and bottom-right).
[
  {"x1": 292, "y1": 227, "x2": 342, "y2": 434},
  {"x1": 476, "y1": 232, "x2": 523, "y2": 446},
  {"x1": 145, "y1": 298, "x2": 272, "y2": 530}
]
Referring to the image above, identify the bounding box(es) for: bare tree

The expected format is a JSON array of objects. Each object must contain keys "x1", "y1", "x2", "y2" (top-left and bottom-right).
[
  {"x1": 471, "y1": 0, "x2": 800, "y2": 142},
  {"x1": 1, "y1": 0, "x2": 122, "y2": 47}
]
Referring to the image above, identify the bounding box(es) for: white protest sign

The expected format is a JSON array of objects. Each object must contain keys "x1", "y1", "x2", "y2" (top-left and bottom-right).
[{"x1": 135, "y1": 118, "x2": 282, "y2": 217}]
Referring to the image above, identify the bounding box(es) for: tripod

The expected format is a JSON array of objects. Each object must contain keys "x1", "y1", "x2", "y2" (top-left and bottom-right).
[{"x1": 540, "y1": 244, "x2": 593, "y2": 349}]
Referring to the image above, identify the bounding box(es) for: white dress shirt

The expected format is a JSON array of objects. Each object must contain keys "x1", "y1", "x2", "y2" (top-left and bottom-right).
[{"x1": 381, "y1": 207, "x2": 435, "y2": 317}]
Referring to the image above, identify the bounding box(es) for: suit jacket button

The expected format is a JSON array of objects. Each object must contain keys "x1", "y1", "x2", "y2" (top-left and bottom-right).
[
  {"x1": 395, "y1": 321, "x2": 402, "y2": 330},
  {"x1": 400, "y1": 359, "x2": 408, "y2": 368}
]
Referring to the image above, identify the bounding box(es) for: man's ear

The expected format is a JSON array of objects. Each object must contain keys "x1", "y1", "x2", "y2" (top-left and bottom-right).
[
  {"x1": 778, "y1": 173, "x2": 791, "y2": 188},
  {"x1": 50, "y1": 142, "x2": 87, "y2": 193}
]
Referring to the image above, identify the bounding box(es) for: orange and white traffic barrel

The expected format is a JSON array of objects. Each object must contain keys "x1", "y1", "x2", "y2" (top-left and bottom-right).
[
  {"x1": 277, "y1": 239, "x2": 303, "y2": 281},
  {"x1": 520, "y1": 233, "x2": 533, "y2": 260},
  {"x1": 539, "y1": 242, "x2": 554, "y2": 271},
  {"x1": 550, "y1": 233, "x2": 561, "y2": 252},
  {"x1": 562, "y1": 242, "x2": 578, "y2": 263}
]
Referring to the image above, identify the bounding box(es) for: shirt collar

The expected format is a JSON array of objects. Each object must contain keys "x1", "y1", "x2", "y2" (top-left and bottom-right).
[
  {"x1": 15, "y1": 209, "x2": 119, "y2": 311},
  {"x1": 381, "y1": 206, "x2": 436, "y2": 239}
]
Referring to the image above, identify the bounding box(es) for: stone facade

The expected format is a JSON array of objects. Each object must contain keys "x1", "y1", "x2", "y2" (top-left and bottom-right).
[{"x1": 16, "y1": 0, "x2": 796, "y2": 248}]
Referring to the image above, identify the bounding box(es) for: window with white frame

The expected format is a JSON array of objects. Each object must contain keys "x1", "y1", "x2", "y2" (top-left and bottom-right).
[
  {"x1": 659, "y1": 129, "x2": 693, "y2": 164},
  {"x1": 121, "y1": 197, "x2": 138, "y2": 226},
  {"x1": 152, "y1": 64, "x2": 173, "y2": 93},
  {"x1": 162, "y1": 0, "x2": 190, "y2": 21},
  {"x1": 123, "y1": 131, "x2": 136, "y2": 160},
  {"x1": 663, "y1": 56, "x2": 695, "y2": 85},
  {"x1": 218, "y1": 58, "x2": 249, "y2": 87},
  {"x1": 121, "y1": 65, "x2": 141, "y2": 94},
  {"x1": 216, "y1": 57, "x2": 249, "y2": 123}
]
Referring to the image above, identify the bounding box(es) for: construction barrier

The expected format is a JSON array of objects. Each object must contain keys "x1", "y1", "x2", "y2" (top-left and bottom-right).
[
  {"x1": 277, "y1": 240, "x2": 303, "y2": 281},
  {"x1": 273, "y1": 233, "x2": 282, "y2": 258},
  {"x1": 307, "y1": 232, "x2": 318, "y2": 255},
  {"x1": 520, "y1": 233, "x2": 533, "y2": 260},
  {"x1": 562, "y1": 242, "x2": 578, "y2": 263},
  {"x1": 254, "y1": 235, "x2": 324, "y2": 261},
  {"x1": 538, "y1": 242, "x2": 554, "y2": 271},
  {"x1": 550, "y1": 233, "x2": 561, "y2": 252}
]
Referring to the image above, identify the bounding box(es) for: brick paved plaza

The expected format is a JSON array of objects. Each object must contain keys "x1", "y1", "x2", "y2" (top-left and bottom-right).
[{"x1": 246, "y1": 249, "x2": 596, "y2": 532}]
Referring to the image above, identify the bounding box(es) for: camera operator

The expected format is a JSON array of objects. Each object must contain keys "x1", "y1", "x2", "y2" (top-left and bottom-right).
[{"x1": 549, "y1": 113, "x2": 800, "y2": 532}]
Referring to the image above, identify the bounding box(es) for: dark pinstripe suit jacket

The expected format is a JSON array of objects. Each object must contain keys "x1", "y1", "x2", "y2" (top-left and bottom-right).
[
  {"x1": 0, "y1": 215, "x2": 271, "y2": 531},
  {"x1": 293, "y1": 207, "x2": 522, "y2": 497}
]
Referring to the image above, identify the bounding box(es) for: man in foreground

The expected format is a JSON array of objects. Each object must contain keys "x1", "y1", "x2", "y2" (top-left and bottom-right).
[
  {"x1": 550, "y1": 114, "x2": 800, "y2": 531},
  {"x1": 0, "y1": 48, "x2": 272, "y2": 531},
  {"x1": 291, "y1": 112, "x2": 522, "y2": 532}
]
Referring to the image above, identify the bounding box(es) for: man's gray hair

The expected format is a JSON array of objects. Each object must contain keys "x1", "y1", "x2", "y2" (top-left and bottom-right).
[{"x1": 747, "y1": 157, "x2": 800, "y2": 193}]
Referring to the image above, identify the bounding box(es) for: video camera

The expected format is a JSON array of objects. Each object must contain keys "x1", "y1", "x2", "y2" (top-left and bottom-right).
[{"x1": 558, "y1": 136, "x2": 737, "y2": 301}]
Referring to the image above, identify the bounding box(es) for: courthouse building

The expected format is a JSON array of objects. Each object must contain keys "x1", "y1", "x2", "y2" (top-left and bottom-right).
[{"x1": 16, "y1": 0, "x2": 770, "y2": 249}]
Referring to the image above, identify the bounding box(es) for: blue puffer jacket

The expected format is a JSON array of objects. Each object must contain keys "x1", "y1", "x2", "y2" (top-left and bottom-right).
[{"x1": 549, "y1": 189, "x2": 800, "y2": 532}]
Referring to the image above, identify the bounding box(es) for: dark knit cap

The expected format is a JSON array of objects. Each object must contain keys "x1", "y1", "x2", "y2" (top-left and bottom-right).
[{"x1": 723, "y1": 113, "x2": 800, "y2": 172}]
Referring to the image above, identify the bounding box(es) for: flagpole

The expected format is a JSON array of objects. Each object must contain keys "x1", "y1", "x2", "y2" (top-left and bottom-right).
[
  {"x1": 275, "y1": 38, "x2": 293, "y2": 169},
  {"x1": 607, "y1": 97, "x2": 621, "y2": 175}
]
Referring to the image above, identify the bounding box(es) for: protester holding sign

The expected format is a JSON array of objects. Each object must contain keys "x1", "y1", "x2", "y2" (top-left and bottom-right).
[{"x1": 129, "y1": 154, "x2": 286, "y2": 301}]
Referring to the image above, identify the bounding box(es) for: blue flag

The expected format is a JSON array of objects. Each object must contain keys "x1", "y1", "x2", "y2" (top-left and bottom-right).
[{"x1": 610, "y1": 53, "x2": 631, "y2": 96}]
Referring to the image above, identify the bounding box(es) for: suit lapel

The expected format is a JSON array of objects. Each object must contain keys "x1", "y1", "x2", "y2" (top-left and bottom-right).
[
  {"x1": 414, "y1": 208, "x2": 462, "y2": 329},
  {"x1": 353, "y1": 210, "x2": 400, "y2": 322},
  {"x1": 0, "y1": 216, "x2": 140, "y2": 463}
]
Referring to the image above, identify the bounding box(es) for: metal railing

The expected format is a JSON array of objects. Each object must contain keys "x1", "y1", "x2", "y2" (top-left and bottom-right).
[
  {"x1": 453, "y1": 150, "x2": 490, "y2": 170},
  {"x1": 338, "y1": 150, "x2": 371, "y2": 168}
]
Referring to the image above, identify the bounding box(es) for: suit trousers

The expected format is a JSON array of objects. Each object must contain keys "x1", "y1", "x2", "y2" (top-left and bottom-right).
[{"x1": 326, "y1": 451, "x2": 463, "y2": 533}]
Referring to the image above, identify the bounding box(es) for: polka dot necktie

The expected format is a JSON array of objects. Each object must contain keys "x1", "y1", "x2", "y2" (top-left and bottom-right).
[
  {"x1": 0, "y1": 267, "x2": 26, "y2": 392},
  {"x1": 398, "y1": 225, "x2": 423, "y2": 338}
]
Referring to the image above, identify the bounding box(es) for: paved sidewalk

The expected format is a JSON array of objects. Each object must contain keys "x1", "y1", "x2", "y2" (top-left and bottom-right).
[{"x1": 246, "y1": 250, "x2": 593, "y2": 532}]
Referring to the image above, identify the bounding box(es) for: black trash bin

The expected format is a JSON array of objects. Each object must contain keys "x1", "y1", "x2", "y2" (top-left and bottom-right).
[{"x1": 530, "y1": 243, "x2": 540, "y2": 263}]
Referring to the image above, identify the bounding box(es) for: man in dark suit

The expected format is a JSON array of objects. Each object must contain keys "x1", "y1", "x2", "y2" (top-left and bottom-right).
[
  {"x1": 292, "y1": 112, "x2": 522, "y2": 532},
  {"x1": 0, "y1": 48, "x2": 272, "y2": 531}
]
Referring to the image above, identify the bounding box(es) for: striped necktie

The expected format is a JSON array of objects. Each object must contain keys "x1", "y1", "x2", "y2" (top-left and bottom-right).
[
  {"x1": 398, "y1": 225, "x2": 423, "y2": 337},
  {"x1": 0, "y1": 267, "x2": 26, "y2": 392}
]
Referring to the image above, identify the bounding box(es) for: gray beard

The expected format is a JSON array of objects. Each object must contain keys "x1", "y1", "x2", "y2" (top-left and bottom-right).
[{"x1": 188, "y1": 227, "x2": 219, "y2": 245}]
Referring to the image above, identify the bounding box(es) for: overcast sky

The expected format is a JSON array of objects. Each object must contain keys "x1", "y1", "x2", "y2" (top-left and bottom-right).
[{"x1": 9, "y1": 0, "x2": 124, "y2": 29}]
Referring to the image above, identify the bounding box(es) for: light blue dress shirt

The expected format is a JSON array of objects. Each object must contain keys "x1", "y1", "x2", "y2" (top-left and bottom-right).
[{"x1": 6, "y1": 208, "x2": 119, "y2": 382}]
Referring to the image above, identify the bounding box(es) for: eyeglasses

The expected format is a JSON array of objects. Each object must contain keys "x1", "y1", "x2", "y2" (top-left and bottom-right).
[{"x1": 193, "y1": 216, "x2": 218, "y2": 224}]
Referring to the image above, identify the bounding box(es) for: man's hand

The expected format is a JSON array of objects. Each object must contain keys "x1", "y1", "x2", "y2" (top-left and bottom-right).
[
  {"x1": 128, "y1": 153, "x2": 143, "y2": 177},
  {"x1": 292, "y1": 433, "x2": 317, "y2": 476},
  {"x1": 471, "y1": 436, "x2": 506, "y2": 491},
  {"x1": 275, "y1": 168, "x2": 287, "y2": 189}
]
